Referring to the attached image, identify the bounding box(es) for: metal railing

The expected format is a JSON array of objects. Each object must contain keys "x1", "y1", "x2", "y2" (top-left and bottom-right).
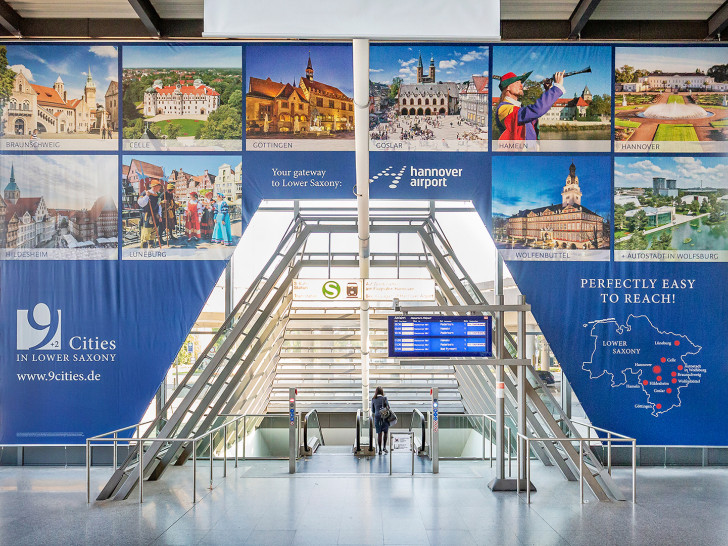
[
  {"x1": 516, "y1": 428, "x2": 637, "y2": 504},
  {"x1": 438, "y1": 413, "x2": 515, "y2": 469},
  {"x1": 87, "y1": 413, "x2": 290, "y2": 504}
]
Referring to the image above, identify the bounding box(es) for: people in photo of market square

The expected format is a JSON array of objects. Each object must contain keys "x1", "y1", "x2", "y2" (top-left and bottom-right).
[
  {"x1": 185, "y1": 192, "x2": 201, "y2": 242},
  {"x1": 200, "y1": 191, "x2": 215, "y2": 241}
]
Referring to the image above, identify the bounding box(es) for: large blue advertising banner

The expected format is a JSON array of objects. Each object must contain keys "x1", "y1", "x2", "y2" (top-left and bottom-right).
[{"x1": 0, "y1": 41, "x2": 726, "y2": 446}]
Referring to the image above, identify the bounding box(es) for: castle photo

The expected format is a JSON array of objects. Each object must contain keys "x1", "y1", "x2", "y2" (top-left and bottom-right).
[
  {"x1": 122, "y1": 46, "x2": 242, "y2": 149},
  {"x1": 369, "y1": 44, "x2": 489, "y2": 151},
  {"x1": 0, "y1": 45, "x2": 118, "y2": 145},
  {"x1": 492, "y1": 156, "x2": 611, "y2": 260}
]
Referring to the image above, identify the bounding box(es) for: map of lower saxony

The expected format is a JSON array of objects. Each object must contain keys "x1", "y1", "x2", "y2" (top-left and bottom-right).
[{"x1": 583, "y1": 315, "x2": 703, "y2": 416}]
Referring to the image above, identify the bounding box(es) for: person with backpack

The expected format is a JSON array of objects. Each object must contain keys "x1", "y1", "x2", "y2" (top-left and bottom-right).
[{"x1": 371, "y1": 386, "x2": 394, "y2": 455}]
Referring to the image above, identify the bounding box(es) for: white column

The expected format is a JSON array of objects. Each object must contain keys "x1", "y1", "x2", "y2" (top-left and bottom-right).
[{"x1": 353, "y1": 39, "x2": 371, "y2": 417}]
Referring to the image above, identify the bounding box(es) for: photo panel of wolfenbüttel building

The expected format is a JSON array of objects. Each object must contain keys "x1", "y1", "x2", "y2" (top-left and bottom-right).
[{"x1": 491, "y1": 44, "x2": 612, "y2": 153}]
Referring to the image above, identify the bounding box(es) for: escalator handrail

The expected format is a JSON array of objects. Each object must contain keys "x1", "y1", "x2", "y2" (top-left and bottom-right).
[
  {"x1": 303, "y1": 409, "x2": 325, "y2": 448},
  {"x1": 409, "y1": 409, "x2": 426, "y2": 451},
  {"x1": 355, "y1": 409, "x2": 362, "y2": 452}
]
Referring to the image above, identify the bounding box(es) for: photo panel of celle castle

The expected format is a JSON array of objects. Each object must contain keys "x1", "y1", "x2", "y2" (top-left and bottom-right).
[
  {"x1": 492, "y1": 155, "x2": 611, "y2": 261},
  {"x1": 0, "y1": 45, "x2": 119, "y2": 151},
  {"x1": 369, "y1": 44, "x2": 489, "y2": 152},
  {"x1": 121, "y1": 154, "x2": 242, "y2": 260},
  {"x1": 491, "y1": 45, "x2": 612, "y2": 152},
  {"x1": 0, "y1": 155, "x2": 118, "y2": 260},
  {"x1": 615, "y1": 46, "x2": 728, "y2": 153},
  {"x1": 245, "y1": 43, "x2": 354, "y2": 151},
  {"x1": 122, "y1": 45, "x2": 242, "y2": 152},
  {"x1": 614, "y1": 156, "x2": 728, "y2": 262}
]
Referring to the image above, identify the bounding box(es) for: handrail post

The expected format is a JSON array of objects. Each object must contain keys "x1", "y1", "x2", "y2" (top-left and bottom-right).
[
  {"x1": 224, "y1": 424, "x2": 228, "y2": 478},
  {"x1": 607, "y1": 432, "x2": 612, "y2": 475},
  {"x1": 526, "y1": 438, "x2": 531, "y2": 504},
  {"x1": 242, "y1": 416, "x2": 246, "y2": 460},
  {"x1": 86, "y1": 439, "x2": 90, "y2": 504},
  {"x1": 113, "y1": 432, "x2": 117, "y2": 469},
  {"x1": 235, "y1": 418, "x2": 239, "y2": 468},
  {"x1": 632, "y1": 440, "x2": 637, "y2": 503},
  {"x1": 139, "y1": 440, "x2": 143, "y2": 503},
  {"x1": 579, "y1": 440, "x2": 584, "y2": 504},
  {"x1": 482, "y1": 415, "x2": 486, "y2": 460},
  {"x1": 209, "y1": 432, "x2": 214, "y2": 489},
  {"x1": 489, "y1": 419, "x2": 493, "y2": 467},
  {"x1": 508, "y1": 430, "x2": 512, "y2": 477},
  {"x1": 192, "y1": 439, "x2": 197, "y2": 503}
]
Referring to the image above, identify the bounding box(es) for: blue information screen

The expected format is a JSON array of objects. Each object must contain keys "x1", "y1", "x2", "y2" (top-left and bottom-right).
[{"x1": 388, "y1": 315, "x2": 492, "y2": 358}]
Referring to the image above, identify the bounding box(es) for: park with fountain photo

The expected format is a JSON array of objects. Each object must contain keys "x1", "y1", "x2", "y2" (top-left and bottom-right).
[{"x1": 614, "y1": 46, "x2": 728, "y2": 152}]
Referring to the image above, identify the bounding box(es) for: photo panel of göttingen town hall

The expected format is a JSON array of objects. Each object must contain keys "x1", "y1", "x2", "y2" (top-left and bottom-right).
[{"x1": 2, "y1": 2, "x2": 728, "y2": 546}]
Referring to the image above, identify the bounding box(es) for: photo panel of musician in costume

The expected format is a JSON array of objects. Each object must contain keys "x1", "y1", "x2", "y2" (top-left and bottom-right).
[
  {"x1": 121, "y1": 154, "x2": 242, "y2": 260},
  {"x1": 491, "y1": 45, "x2": 612, "y2": 152}
]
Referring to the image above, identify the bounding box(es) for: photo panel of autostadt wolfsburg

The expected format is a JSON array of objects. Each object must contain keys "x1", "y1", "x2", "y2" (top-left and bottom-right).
[{"x1": 3, "y1": 4, "x2": 728, "y2": 546}]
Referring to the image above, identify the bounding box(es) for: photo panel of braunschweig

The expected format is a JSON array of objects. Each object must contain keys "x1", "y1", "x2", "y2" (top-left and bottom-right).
[
  {"x1": 614, "y1": 156, "x2": 728, "y2": 262},
  {"x1": 0, "y1": 44, "x2": 119, "y2": 151},
  {"x1": 492, "y1": 155, "x2": 611, "y2": 261},
  {"x1": 491, "y1": 45, "x2": 612, "y2": 152},
  {"x1": 0, "y1": 155, "x2": 118, "y2": 260},
  {"x1": 615, "y1": 46, "x2": 728, "y2": 153},
  {"x1": 121, "y1": 154, "x2": 242, "y2": 260},
  {"x1": 122, "y1": 45, "x2": 242, "y2": 152},
  {"x1": 368, "y1": 44, "x2": 489, "y2": 152},
  {"x1": 245, "y1": 43, "x2": 354, "y2": 151}
]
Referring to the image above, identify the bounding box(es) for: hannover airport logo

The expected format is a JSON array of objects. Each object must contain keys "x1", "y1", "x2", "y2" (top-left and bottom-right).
[{"x1": 17, "y1": 303, "x2": 62, "y2": 351}]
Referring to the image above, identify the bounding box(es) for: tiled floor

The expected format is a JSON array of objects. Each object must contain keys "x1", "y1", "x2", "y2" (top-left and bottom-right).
[{"x1": 1, "y1": 454, "x2": 727, "y2": 545}]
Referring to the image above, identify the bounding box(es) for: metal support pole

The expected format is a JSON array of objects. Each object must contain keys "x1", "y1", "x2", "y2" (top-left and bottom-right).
[
  {"x1": 209, "y1": 433, "x2": 214, "y2": 489},
  {"x1": 224, "y1": 424, "x2": 228, "y2": 478},
  {"x1": 389, "y1": 432, "x2": 392, "y2": 475},
  {"x1": 139, "y1": 440, "x2": 143, "y2": 503},
  {"x1": 632, "y1": 440, "x2": 637, "y2": 503},
  {"x1": 192, "y1": 439, "x2": 197, "y2": 503},
  {"x1": 508, "y1": 431, "x2": 512, "y2": 477},
  {"x1": 579, "y1": 440, "x2": 584, "y2": 504},
  {"x1": 607, "y1": 432, "x2": 612, "y2": 475},
  {"x1": 242, "y1": 416, "x2": 246, "y2": 460},
  {"x1": 482, "y1": 415, "x2": 486, "y2": 460},
  {"x1": 526, "y1": 439, "x2": 531, "y2": 504},
  {"x1": 431, "y1": 387, "x2": 439, "y2": 474},
  {"x1": 86, "y1": 440, "x2": 90, "y2": 504},
  {"x1": 235, "y1": 419, "x2": 239, "y2": 468},
  {"x1": 489, "y1": 419, "x2": 493, "y2": 467},
  {"x1": 517, "y1": 294, "x2": 527, "y2": 489},
  {"x1": 411, "y1": 432, "x2": 415, "y2": 476},
  {"x1": 354, "y1": 38, "x2": 371, "y2": 419},
  {"x1": 289, "y1": 388, "x2": 296, "y2": 474},
  {"x1": 489, "y1": 293, "x2": 510, "y2": 491},
  {"x1": 113, "y1": 432, "x2": 117, "y2": 469}
]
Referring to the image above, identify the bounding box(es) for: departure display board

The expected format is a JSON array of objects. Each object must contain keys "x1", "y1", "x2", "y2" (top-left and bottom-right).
[{"x1": 388, "y1": 316, "x2": 492, "y2": 358}]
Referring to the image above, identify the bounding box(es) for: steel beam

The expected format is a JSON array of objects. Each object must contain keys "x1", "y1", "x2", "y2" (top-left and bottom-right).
[
  {"x1": 127, "y1": 0, "x2": 162, "y2": 37},
  {"x1": 569, "y1": 0, "x2": 603, "y2": 39},
  {"x1": 709, "y1": 1, "x2": 728, "y2": 38},
  {"x1": 0, "y1": 0, "x2": 22, "y2": 37}
]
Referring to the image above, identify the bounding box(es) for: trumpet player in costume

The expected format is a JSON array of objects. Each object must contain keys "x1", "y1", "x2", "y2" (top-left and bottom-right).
[
  {"x1": 495, "y1": 70, "x2": 565, "y2": 141},
  {"x1": 211, "y1": 192, "x2": 233, "y2": 246}
]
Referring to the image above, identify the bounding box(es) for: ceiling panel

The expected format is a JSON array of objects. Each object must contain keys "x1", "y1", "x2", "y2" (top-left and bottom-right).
[
  {"x1": 9, "y1": 0, "x2": 138, "y2": 18},
  {"x1": 591, "y1": 0, "x2": 724, "y2": 20},
  {"x1": 151, "y1": 0, "x2": 204, "y2": 19},
  {"x1": 501, "y1": 0, "x2": 579, "y2": 20}
]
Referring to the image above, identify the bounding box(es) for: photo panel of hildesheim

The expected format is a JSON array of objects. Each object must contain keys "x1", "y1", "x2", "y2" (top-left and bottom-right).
[{"x1": 0, "y1": 155, "x2": 119, "y2": 260}]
